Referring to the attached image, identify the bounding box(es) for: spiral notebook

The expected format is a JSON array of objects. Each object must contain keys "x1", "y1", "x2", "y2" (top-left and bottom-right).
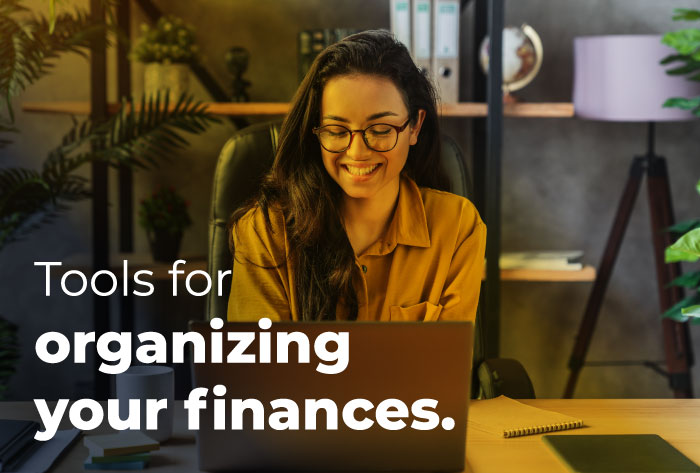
[{"x1": 469, "y1": 396, "x2": 584, "y2": 438}]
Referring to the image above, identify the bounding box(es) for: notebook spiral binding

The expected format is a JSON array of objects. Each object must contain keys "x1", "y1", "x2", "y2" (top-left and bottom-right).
[{"x1": 503, "y1": 420, "x2": 584, "y2": 438}]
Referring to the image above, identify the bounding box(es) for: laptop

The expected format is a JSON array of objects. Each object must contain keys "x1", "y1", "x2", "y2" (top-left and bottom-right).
[{"x1": 189, "y1": 320, "x2": 473, "y2": 472}]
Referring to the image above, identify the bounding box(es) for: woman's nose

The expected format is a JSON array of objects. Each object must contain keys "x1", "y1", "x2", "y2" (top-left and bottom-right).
[{"x1": 345, "y1": 132, "x2": 371, "y2": 160}]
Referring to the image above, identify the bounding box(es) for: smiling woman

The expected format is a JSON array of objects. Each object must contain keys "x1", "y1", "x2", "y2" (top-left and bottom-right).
[{"x1": 227, "y1": 30, "x2": 486, "y2": 323}]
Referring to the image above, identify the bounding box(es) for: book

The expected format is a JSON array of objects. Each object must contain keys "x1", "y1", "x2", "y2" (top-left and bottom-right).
[
  {"x1": 412, "y1": 0, "x2": 432, "y2": 75},
  {"x1": 543, "y1": 434, "x2": 700, "y2": 472},
  {"x1": 83, "y1": 431, "x2": 159, "y2": 458},
  {"x1": 468, "y1": 396, "x2": 583, "y2": 438},
  {"x1": 0, "y1": 420, "x2": 39, "y2": 472},
  {"x1": 83, "y1": 457, "x2": 149, "y2": 470},
  {"x1": 499, "y1": 250, "x2": 584, "y2": 271},
  {"x1": 432, "y1": 0, "x2": 460, "y2": 102},
  {"x1": 390, "y1": 0, "x2": 411, "y2": 51}
]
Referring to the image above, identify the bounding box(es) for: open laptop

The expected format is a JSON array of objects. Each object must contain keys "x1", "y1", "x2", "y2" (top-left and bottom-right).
[{"x1": 189, "y1": 320, "x2": 473, "y2": 472}]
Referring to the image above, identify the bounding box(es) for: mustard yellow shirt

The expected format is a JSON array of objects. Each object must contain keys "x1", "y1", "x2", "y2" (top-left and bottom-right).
[{"x1": 227, "y1": 176, "x2": 486, "y2": 322}]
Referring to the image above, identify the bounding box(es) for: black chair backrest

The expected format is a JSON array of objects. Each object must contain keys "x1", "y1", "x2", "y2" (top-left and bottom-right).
[{"x1": 206, "y1": 120, "x2": 484, "y2": 368}]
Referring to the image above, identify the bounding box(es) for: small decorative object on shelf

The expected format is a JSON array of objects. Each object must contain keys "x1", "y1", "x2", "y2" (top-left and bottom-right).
[
  {"x1": 479, "y1": 23, "x2": 543, "y2": 103},
  {"x1": 139, "y1": 187, "x2": 192, "y2": 263},
  {"x1": 132, "y1": 15, "x2": 199, "y2": 102},
  {"x1": 225, "y1": 46, "x2": 251, "y2": 102}
]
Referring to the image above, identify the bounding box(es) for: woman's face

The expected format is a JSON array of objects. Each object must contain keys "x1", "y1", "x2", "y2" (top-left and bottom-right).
[{"x1": 319, "y1": 74, "x2": 425, "y2": 202}]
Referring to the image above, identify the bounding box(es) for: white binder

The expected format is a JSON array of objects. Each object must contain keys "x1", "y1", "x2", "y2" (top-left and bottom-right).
[
  {"x1": 432, "y1": 0, "x2": 460, "y2": 103},
  {"x1": 412, "y1": 0, "x2": 432, "y2": 76},
  {"x1": 390, "y1": 0, "x2": 412, "y2": 51}
]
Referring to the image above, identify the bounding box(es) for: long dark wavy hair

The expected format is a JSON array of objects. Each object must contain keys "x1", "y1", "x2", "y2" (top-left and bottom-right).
[{"x1": 230, "y1": 29, "x2": 448, "y2": 321}]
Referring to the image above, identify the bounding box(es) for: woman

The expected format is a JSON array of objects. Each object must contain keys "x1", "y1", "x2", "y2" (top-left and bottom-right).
[{"x1": 227, "y1": 30, "x2": 485, "y2": 322}]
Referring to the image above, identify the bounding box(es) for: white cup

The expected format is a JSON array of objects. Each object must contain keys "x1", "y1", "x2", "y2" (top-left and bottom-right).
[{"x1": 116, "y1": 365, "x2": 174, "y2": 442}]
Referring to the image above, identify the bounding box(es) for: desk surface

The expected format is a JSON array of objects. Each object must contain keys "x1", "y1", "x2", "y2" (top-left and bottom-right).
[{"x1": 2, "y1": 399, "x2": 700, "y2": 473}]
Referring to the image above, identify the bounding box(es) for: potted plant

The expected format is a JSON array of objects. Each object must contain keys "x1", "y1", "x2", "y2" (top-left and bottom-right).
[
  {"x1": 661, "y1": 8, "x2": 700, "y2": 321},
  {"x1": 132, "y1": 15, "x2": 199, "y2": 102},
  {"x1": 139, "y1": 186, "x2": 192, "y2": 263}
]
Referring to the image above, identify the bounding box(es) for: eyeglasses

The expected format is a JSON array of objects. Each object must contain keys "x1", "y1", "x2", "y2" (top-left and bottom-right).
[{"x1": 312, "y1": 118, "x2": 411, "y2": 153}]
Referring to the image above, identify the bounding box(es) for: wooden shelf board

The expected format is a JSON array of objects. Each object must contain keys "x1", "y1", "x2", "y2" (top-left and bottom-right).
[
  {"x1": 22, "y1": 101, "x2": 575, "y2": 118},
  {"x1": 498, "y1": 265, "x2": 596, "y2": 282}
]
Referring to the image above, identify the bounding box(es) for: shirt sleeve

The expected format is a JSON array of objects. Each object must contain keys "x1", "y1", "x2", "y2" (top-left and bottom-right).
[
  {"x1": 437, "y1": 206, "x2": 487, "y2": 322},
  {"x1": 227, "y1": 208, "x2": 292, "y2": 322}
]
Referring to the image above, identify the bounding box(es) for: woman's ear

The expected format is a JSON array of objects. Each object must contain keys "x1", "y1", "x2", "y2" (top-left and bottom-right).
[{"x1": 409, "y1": 109, "x2": 426, "y2": 146}]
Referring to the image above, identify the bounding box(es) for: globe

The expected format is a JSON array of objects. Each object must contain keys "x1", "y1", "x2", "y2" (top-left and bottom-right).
[{"x1": 479, "y1": 24, "x2": 543, "y2": 94}]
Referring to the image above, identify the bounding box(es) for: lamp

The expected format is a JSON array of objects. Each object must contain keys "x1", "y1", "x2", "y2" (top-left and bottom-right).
[{"x1": 564, "y1": 35, "x2": 700, "y2": 398}]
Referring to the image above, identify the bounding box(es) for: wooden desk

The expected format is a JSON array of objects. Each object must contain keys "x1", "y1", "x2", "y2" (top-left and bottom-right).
[{"x1": 2, "y1": 399, "x2": 699, "y2": 472}]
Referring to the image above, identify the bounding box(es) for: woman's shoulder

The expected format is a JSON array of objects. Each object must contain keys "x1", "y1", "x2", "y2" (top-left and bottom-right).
[
  {"x1": 232, "y1": 203, "x2": 288, "y2": 261},
  {"x1": 419, "y1": 186, "x2": 483, "y2": 232},
  {"x1": 235, "y1": 203, "x2": 286, "y2": 231}
]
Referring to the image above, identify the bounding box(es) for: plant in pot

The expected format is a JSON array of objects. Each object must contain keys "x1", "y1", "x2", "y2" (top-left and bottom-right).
[
  {"x1": 661, "y1": 8, "x2": 700, "y2": 321},
  {"x1": 132, "y1": 15, "x2": 199, "y2": 102},
  {"x1": 139, "y1": 187, "x2": 192, "y2": 263}
]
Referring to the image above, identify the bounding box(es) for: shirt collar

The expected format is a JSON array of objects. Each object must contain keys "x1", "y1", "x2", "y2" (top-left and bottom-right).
[{"x1": 361, "y1": 175, "x2": 430, "y2": 257}]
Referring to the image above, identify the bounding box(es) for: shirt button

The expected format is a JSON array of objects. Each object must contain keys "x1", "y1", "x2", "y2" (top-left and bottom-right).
[{"x1": 361, "y1": 265, "x2": 368, "y2": 273}]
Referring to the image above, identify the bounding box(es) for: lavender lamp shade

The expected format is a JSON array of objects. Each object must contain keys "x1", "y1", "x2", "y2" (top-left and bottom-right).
[{"x1": 573, "y1": 35, "x2": 700, "y2": 122}]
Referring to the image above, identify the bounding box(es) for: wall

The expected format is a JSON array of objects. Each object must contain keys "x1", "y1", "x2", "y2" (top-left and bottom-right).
[{"x1": 1, "y1": 0, "x2": 699, "y2": 400}]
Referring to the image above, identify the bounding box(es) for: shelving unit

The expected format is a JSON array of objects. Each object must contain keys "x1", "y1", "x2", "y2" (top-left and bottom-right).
[{"x1": 22, "y1": 101, "x2": 575, "y2": 118}]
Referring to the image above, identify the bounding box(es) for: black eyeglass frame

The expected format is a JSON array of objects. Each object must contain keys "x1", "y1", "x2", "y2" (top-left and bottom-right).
[{"x1": 312, "y1": 118, "x2": 412, "y2": 153}]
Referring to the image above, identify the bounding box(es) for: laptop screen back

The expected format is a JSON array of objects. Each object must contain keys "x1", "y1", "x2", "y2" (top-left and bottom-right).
[{"x1": 189, "y1": 320, "x2": 473, "y2": 472}]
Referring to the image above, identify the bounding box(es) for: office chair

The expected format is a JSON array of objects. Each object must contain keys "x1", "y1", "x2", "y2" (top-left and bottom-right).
[{"x1": 205, "y1": 120, "x2": 535, "y2": 399}]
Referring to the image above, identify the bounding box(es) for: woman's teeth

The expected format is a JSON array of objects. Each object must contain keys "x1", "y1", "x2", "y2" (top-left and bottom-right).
[{"x1": 345, "y1": 164, "x2": 379, "y2": 176}]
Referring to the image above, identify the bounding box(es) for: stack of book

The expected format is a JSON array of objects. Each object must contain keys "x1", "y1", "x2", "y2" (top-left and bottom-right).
[
  {"x1": 0, "y1": 420, "x2": 39, "y2": 471},
  {"x1": 499, "y1": 250, "x2": 584, "y2": 271},
  {"x1": 83, "y1": 431, "x2": 159, "y2": 470}
]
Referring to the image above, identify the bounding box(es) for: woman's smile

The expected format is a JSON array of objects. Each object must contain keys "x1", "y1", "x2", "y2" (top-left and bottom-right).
[{"x1": 341, "y1": 162, "x2": 382, "y2": 178}]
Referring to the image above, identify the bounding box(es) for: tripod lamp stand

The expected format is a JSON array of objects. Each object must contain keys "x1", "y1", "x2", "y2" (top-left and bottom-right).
[{"x1": 564, "y1": 35, "x2": 700, "y2": 398}]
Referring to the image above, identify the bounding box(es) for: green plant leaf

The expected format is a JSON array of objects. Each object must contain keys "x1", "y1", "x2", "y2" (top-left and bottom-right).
[
  {"x1": 662, "y1": 29, "x2": 700, "y2": 56},
  {"x1": 48, "y1": 0, "x2": 56, "y2": 33},
  {"x1": 673, "y1": 8, "x2": 700, "y2": 21},
  {"x1": 660, "y1": 53, "x2": 688, "y2": 65},
  {"x1": 696, "y1": 179, "x2": 700, "y2": 196},
  {"x1": 663, "y1": 293, "x2": 700, "y2": 323},
  {"x1": 666, "y1": 61, "x2": 700, "y2": 76},
  {"x1": 668, "y1": 219, "x2": 700, "y2": 234},
  {"x1": 666, "y1": 228, "x2": 700, "y2": 262},
  {"x1": 663, "y1": 96, "x2": 700, "y2": 110},
  {"x1": 682, "y1": 305, "x2": 700, "y2": 317},
  {"x1": 668, "y1": 270, "x2": 700, "y2": 288},
  {"x1": 0, "y1": 3, "x2": 107, "y2": 118},
  {"x1": 0, "y1": 93, "x2": 218, "y2": 252}
]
